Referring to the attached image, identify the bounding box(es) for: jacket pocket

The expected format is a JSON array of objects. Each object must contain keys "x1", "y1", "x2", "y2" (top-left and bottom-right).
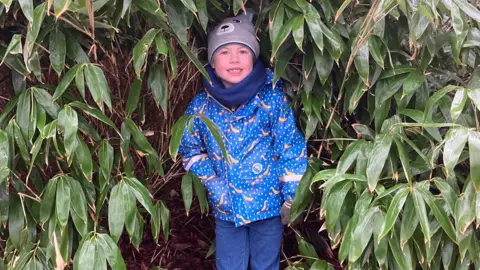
[{"x1": 204, "y1": 178, "x2": 232, "y2": 215}]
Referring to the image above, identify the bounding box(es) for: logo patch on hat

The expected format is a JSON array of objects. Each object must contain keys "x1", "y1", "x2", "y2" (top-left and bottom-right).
[
  {"x1": 217, "y1": 23, "x2": 234, "y2": 35},
  {"x1": 252, "y1": 163, "x2": 263, "y2": 174}
]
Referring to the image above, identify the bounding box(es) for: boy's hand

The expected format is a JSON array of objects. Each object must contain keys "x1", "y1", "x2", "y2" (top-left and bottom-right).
[{"x1": 280, "y1": 200, "x2": 302, "y2": 226}]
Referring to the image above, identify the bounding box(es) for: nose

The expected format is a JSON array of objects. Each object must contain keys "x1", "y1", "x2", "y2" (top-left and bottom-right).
[{"x1": 229, "y1": 52, "x2": 239, "y2": 63}]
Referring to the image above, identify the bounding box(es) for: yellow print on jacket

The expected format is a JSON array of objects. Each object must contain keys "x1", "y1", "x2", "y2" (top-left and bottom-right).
[
  {"x1": 270, "y1": 187, "x2": 280, "y2": 195},
  {"x1": 216, "y1": 193, "x2": 226, "y2": 207},
  {"x1": 242, "y1": 194, "x2": 254, "y2": 202},
  {"x1": 229, "y1": 183, "x2": 243, "y2": 194},
  {"x1": 230, "y1": 123, "x2": 240, "y2": 133},
  {"x1": 261, "y1": 100, "x2": 271, "y2": 109},
  {"x1": 257, "y1": 200, "x2": 268, "y2": 214},
  {"x1": 228, "y1": 154, "x2": 239, "y2": 164},
  {"x1": 236, "y1": 214, "x2": 251, "y2": 224}
]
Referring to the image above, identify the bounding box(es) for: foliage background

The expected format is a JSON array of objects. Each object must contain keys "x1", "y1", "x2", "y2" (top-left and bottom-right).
[{"x1": 1, "y1": 0, "x2": 480, "y2": 269}]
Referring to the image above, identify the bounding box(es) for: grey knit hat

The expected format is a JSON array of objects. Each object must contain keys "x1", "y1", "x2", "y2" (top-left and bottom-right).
[{"x1": 207, "y1": 14, "x2": 260, "y2": 63}]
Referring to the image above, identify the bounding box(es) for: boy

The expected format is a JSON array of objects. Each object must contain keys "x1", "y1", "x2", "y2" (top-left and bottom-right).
[{"x1": 179, "y1": 14, "x2": 307, "y2": 270}]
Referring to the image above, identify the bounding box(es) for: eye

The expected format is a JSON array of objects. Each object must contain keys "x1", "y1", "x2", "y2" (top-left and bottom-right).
[
  {"x1": 239, "y1": 50, "x2": 249, "y2": 54},
  {"x1": 220, "y1": 50, "x2": 229, "y2": 55}
]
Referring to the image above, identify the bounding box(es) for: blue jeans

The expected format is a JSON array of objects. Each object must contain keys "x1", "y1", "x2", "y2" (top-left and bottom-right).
[{"x1": 215, "y1": 216, "x2": 284, "y2": 270}]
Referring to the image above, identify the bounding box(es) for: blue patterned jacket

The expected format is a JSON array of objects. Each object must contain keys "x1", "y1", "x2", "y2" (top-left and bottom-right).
[{"x1": 179, "y1": 70, "x2": 307, "y2": 226}]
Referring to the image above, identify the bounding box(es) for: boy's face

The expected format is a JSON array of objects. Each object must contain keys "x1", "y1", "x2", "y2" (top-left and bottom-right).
[{"x1": 211, "y1": 44, "x2": 254, "y2": 88}]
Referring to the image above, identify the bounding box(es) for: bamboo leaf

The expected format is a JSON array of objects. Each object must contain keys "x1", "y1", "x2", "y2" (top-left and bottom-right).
[
  {"x1": 450, "y1": 88, "x2": 468, "y2": 123},
  {"x1": 133, "y1": 29, "x2": 160, "y2": 79},
  {"x1": 198, "y1": 115, "x2": 229, "y2": 164},
  {"x1": 455, "y1": 180, "x2": 476, "y2": 234},
  {"x1": 434, "y1": 177, "x2": 458, "y2": 215},
  {"x1": 379, "y1": 187, "x2": 409, "y2": 239},
  {"x1": 305, "y1": 13, "x2": 323, "y2": 53},
  {"x1": 192, "y1": 174, "x2": 208, "y2": 214},
  {"x1": 452, "y1": 0, "x2": 480, "y2": 22},
  {"x1": 468, "y1": 131, "x2": 480, "y2": 191},
  {"x1": 54, "y1": 0, "x2": 71, "y2": 18},
  {"x1": 412, "y1": 188, "x2": 431, "y2": 244},
  {"x1": 423, "y1": 85, "x2": 459, "y2": 121},
  {"x1": 148, "y1": 62, "x2": 168, "y2": 116},
  {"x1": 0, "y1": 131, "x2": 8, "y2": 186},
  {"x1": 0, "y1": 34, "x2": 22, "y2": 65},
  {"x1": 15, "y1": 90, "x2": 30, "y2": 142},
  {"x1": 56, "y1": 176, "x2": 71, "y2": 228},
  {"x1": 366, "y1": 134, "x2": 393, "y2": 192},
  {"x1": 98, "y1": 140, "x2": 113, "y2": 193},
  {"x1": 416, "y1": 187, "x2": 456, "y2": 242},
  {"x1": 289, "y1": 167, "x2": 314, "y2": 222},
  {"x1": 395, "y1": 137, "x2": 413, "y2": 185},
  {"x1": 75, "y1": 136, "x2": 93, "y2": 181},
  {"x1": 195, "y1": 0, "x2": 208, "y2": 32},
  {"x1": 84, "y1": 64, "x2": 112, "y2": 111},
  {"x1": 400, "y1": 194, "x2": 418, "y2": 247},
  {"x1": 325, "y1": 180, "x2": 353, "y2": 232},
  {"x1": 69, "y1": 101, "x2": 119, "y2": 134},
  {"x1": 108, "y1": 183, "x2": 125, "y2": 243},
  {"x1": 313, "y1": 45, "x2": 333, "y2": 85},
  {"x1": 179, "y1": 0, "x2": 197, "y2": 13},
  {"x1": 402, "y1": 71, "x2": 424, "y2": 97},
  {"x1": 169, "y1": 115, "x2": 190, "y2": 161},
  {"x1": 181, "y1": 173, "x2": 193, "y2": 216},
  {"x1": 23, "y1": 3, "x2": 46, "y2": 64},
  {"x1": 154, "y1": 34, "x2": 168, "y2": 55},
  {"x1": 292, "y1": 14, "x2": 304, "y2": 52},
  {"x1": 97, "y1": 234, "x2": 127, "y2": 270},
  {"x1": 353, "y1": 40, "x2": 369, "y2": 86},
  {"x1": 40, "y1": 177, "x2": 58, "y2": 224},
  {"x1": 271, "y1": 17, "x2": 294, "y2": 61},
  {"x1": 443, "y1": 127, "x2": 469, "y2": 176},
  {"x1": 125, "y1": 79, "x2": 142, "y2": 116},
  {"x1": 124, "y1": 177, "x2": 156, "y2": 218},
  {"x1": 349, "y1": 207, "x2": 377, "y2": 263},
  {"x1": 18, "y1": 0, "x2": 33, "y2": 21},
  {"x1": 57, "y1": 105, "x2": 78, "y2": 164},
  {"x1": 49, "y1": 28, "x2": 66, "y2": 76},
  {"x1": 73, "y1": 237, "x2": 95, "y2": 270},
  {"x1": 176, "y1": 38, "x2": 210, "y2": 83}
]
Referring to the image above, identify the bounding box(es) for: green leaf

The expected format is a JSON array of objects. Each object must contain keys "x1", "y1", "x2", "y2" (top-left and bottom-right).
[
  {"x1": 434, "y1": 178, "x2": 458, "y2": 215},
  {"x1": 53, "y1": 64, "x2": 84, "y2": 101},
  {"x1": 18, "y1": 0, "x2": 33, "y2": 21},
  {"x1": 450, "y1": 88, "x2": 468, "y2": 123},
  {"x1": 310, "y1": 260, "x2": 332, "y2": 270},
  {"x1": 148, "y1": 62, "x2": 168, "y2": 116},
  {"x1": 388, "y1": 230, "x2": 413, "y2": 270},
  {"x1": 192, "y1": 174, "x2": 208, "y2": 214},
  {"x1": 125, "y1": 79, "x2": 142, "y2": 117},
  {"x1": 159, "y1": 201, "x2": 170, "y2": 240},
  {"x1": 0, "y1": 34, "x2": 22, "y2": 65},
  {"x1": 269, "y1": 2, "x2": 284, "y2": 45},
  {"x1": 179, "y1": 0, "x2": 196, "y2": 13},
  {"x1": 69, "y1": 101, "x2": 119, "y2": 134},
  {"x1": 168, "y1": 44, "x2": 177, "y2": 79},
  {"x1": 402, "y1": 71, "x2": 424, "y2": 97},
  {"x1": 195, "y1": 0, "x2": 208, "y2": 32},
  {"x1": 233, "y1": 0, "x2": 245, "y2": 14},
  {"x1": 305, "y1": 10, "x2": 324, "y2": 53},
  {"x1": 23, "y1": 3, "x2": 46, "y2": 64},
  {"x1": 423, "y1": 85, "x2": 459, "y2": 121},
  {"x1": 313, "y1": 45, "x2": 333, "y2": 85},
  {"x1": 335, "y1": 140, "x2": 363, "y2": 174},
  {"x1": 133, "y1": 29, "x2": 160, "y2": 79},
  {"x1": 443, "y1": 127, "x2": 469, "y2": 176},
  {"x1": 122, "y1": 182, "x2": 137, "y2": 237},
  {"x1": 57, "y1": 105, "x2": 78, "y2": 164},
  {"x1": 176, "y1": 38, "x2": 210, "y2": 83},
  {"x1": 400, "y1": 194, "x2": 418, "y2": 247},
  {"x1": 98, "y1": 140, "x2": 113, "y2": 193},
  {"x1": 181, "y1": 173, "x2": 193, "y2": 215},
  {"x1": 289, "y1": 167, "x2": 314, "y2": 222},
  {"x1": 379, "y1": 187, "x2": 409, "y2": 239},
  {"x1": 108, "y1": 182, "x2": 125, "y2": 243},
  {"x1": 15, "y1": 90, "x2": 30, "y2": 142},
  {"x1": 66, "y1": 177, "x2": 88, "y2": 223},
  {"x1": 97, "y1": 234, "x2": 127, "y2": 270},
  {"x1": 169, "y1": 115, "x2": 190, "y2": 160},
  {"x1": 349, "y1": 206, "x2": 377, "y2": 263},
  {"x1": 366, "y1": 134, "x2": 393, "y2": 192},
  {"x1": 0, "y1": 131, "x2": 8, "y2": 186},
  {"x1": 73, "y1": 237, "x2": 96, "y2": 270},
  {"x1": 395, "y1": 137, "x2": 413, "y2": 185},
  {"x1": 292, "y1": 14, "x2": 304, "y2": 51},
  {"x1": 320, "y1": 173, "x2": 366, "y2": 189},
  {"x1": 468, "y1": 131, "x2": 480, "y2": 191},
  {"x1": 197, "y1": 115, "x2": 230, "y2": 164},
  {"x1": 368, "y1": 35, "x2": 385, "y2": 68},
  {"x1": 416, "y1": 187, "x2": 456, "y2": 242},
  {"x1": 353, "y1": 40, "x2": 369, "y2": 86},
  {"x1": 8, "y1": 194, "x2": 25, "y2": 249},
  {"x1": 34, "y1": 87, "x2": 60, "y2": 117},
  {"x1": 325, "y1": 180, "x2": 352, "y2": 232},
  {"x1": 54, "y1": 0, "x2": 71, "y2": 18},
  {"x1": 49, "y1": 28, "x2": 66, "y2": 76},
  {"x1": 84, "y1": 64, "x2": 112, "y2": 111},
  {"x1": 13, "y1": 120, "x2": 30, "y2": 163},
  {"x1": 56, "y1": 176, "x2": 71, "y2": 228},
  {"x1": 452, "y1": 0, "x2": 480, "y2": 22},
  {"x1": 123, "y1": 119, "x2": 156, "y2": 155},
  {"x1": 124, "y1": 177, "x2": 156, "y2": 218},
  {"x1": 455, "y1": 180, "x2": 476, "y2": 234},
  {"x1": 40, "y1": 177, "x2": 58, "y2": 224},
  {"x1": 75, "y1": 136, "x2": 93, "y2": 181},
  {"x1": 412, "y1": 188, "x2": 431, "y2": 244},
  {"x1": 271, "y1": 17, "x2": 294, "y2": 61},
  {"x1": 297, "y1": 235, "x2": 318, "y2": 265}
]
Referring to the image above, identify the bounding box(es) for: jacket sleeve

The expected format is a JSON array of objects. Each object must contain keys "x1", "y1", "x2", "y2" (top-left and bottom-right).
[
  {"x1": 178, "y1": 98, "x2": 217, "y2": 182},
  {"x1": 272, "y1": 94, "x2": 307, "y2": 201}
]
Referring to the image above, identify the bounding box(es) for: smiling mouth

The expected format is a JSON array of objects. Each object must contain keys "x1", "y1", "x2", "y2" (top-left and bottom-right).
[{"x1": 227, "y1": 68, "x2": 243, "y2": 74}]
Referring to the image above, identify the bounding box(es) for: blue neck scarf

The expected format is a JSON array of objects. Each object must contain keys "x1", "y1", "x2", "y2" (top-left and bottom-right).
[{"x1": 202, "y1": 59, "x2": 267, "y2": 108}]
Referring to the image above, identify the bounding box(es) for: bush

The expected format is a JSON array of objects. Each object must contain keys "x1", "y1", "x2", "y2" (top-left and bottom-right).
[{"x1": 1, "y1": 0, "x2": 480, "y2": 269}]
